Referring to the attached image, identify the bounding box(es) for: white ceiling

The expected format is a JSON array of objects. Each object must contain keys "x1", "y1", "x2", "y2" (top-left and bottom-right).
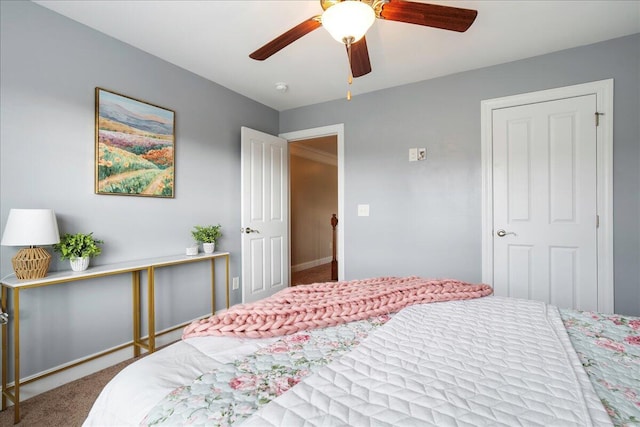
[{"x1": 34, "y1": 0, "x2": 640, "y2": 112}]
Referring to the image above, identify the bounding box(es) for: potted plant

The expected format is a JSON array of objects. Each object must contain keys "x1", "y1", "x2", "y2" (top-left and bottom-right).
[
  {"x1": 53, "y1": 232, "x2": 104, "y2": 272},
  {"x1": 191, "y1": 224, "x2": 222, "y2": 254}
]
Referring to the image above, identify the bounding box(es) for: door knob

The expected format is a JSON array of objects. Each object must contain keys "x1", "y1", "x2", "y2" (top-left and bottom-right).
[
  {"x1": 242, "y1": 227, "x2": 260, "y2": 234},
  {"x1": 496, "y1": 229, "x2": 516, "y2": 237}
]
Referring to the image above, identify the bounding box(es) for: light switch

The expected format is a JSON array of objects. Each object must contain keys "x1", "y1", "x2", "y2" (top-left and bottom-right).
[
  {"x1": 357, "y1": 204, "x2": 370, "y2": 217},
  {"x1": 409, "y1": 148, "x2": 418, "y2": 162}
]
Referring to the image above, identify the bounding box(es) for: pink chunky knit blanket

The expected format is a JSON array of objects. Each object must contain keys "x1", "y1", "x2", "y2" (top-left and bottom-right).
[{"x1": 182, "y1": 276, "x2": 493, "y2": 339}]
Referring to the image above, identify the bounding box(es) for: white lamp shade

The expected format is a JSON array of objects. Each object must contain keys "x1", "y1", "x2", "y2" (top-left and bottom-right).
[
  {"x1": 322, "y1": 1, "x2": 375, "y2": 43},
  {"x1": 1, "y1": 209, "x2": 60, "y2": 246}
]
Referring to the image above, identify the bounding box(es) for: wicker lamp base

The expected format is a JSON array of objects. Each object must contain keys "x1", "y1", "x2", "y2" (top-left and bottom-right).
[{"x1": 11, "y1": 247, "x2": 52, "y2": 280}]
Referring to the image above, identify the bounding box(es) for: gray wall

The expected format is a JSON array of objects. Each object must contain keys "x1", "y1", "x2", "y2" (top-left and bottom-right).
[
  {"x1": 0, "y1": 1, "x2": 278, "y2": 377},
  {"x1": 281, "y1": 33, "x2": 640, "y2": 317}
]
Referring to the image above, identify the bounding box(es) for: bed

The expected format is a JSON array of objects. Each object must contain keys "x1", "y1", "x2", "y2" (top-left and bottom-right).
[{"x1": 83, "y1": 277, "x2": 640, "y2": 426}]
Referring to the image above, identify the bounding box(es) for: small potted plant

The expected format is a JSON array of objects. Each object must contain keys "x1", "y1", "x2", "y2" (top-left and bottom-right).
[
  {"x1": 191, "y1": 224, "x2": 222, "y2": 254},
  {"x1": 53, "y1": 232, "x2": 104, "y2": 272}
]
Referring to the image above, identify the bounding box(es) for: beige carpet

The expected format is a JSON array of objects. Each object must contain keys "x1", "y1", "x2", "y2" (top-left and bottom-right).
[{"x1": 0, "y1": 358, "x2": 135, "y2": 427}]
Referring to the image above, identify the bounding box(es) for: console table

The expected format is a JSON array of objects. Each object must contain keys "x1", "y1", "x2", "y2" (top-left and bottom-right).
[{"x1": 1, "y1": 252, "x2": 230, "y2": 423}]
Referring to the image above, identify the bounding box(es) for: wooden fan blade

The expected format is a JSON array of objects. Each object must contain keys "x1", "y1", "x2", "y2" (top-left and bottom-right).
[
  {"x1": 379, "y1": 0, "x2": 477, "y2": 32},
  {"x1": 347, "y1": 37, "x2": 372, "y2": 78},
  {"x1": 250, "y1": 17, "x2": 322, "y2": 60}
]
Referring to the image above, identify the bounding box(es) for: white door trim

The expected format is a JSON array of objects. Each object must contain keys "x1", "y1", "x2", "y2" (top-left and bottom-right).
[
  {"x1": 279, "y1": 124, "x2": 345, "y2": 281},
  {"x1": 481, "y1": 79, "x2": 614, "y2": 313}
]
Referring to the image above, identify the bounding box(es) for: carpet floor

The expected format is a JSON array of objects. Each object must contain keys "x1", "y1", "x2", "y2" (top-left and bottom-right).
[{"x1": 0, "y1": 358, "x2": 136, "y2": 427}]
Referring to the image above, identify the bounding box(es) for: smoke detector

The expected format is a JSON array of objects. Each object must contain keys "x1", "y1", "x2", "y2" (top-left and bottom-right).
[{"x1": 275, "y1": 82, "x2": 288, "y2": 93}]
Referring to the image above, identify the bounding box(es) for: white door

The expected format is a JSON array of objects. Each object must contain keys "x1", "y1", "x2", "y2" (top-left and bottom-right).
[
  {"x1": 492, "y1": 95, "x2": 598, "y2": 311},
  {"x1": 240, "y1": 127, "x2": 288, "y2": 303}
]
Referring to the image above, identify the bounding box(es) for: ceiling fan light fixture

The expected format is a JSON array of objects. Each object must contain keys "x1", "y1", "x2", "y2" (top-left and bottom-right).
[{"x1": 322, "y1": 1, "x2": 375, "y2": 44}]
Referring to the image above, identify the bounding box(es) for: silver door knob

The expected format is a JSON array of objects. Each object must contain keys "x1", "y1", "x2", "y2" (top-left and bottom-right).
[
  {"x1": 496, "y1": 229, "x2": 516, "y2": 237},
  {"x1": 242, "y1": 227, "x2": 260, "y2": 234}
]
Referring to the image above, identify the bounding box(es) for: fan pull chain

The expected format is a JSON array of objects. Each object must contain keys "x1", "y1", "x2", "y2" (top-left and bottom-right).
[{"x1": 345, "y1": 37, "x2": 353, "y2": 101}]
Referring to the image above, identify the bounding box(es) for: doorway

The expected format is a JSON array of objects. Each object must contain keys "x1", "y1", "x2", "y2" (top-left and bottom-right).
[
  {"x1": 481, "y1": 80, "x2": 613, "y2": 313},
  {"x1": 280, "y1": 124, "x2": 346, "y2": 285},
  {"x1": 289, "y1": 136, "x2": 338, "y2": 285}
]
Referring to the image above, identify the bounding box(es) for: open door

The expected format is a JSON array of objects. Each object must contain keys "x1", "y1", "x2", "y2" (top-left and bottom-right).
[{"x1": 240, "y1": 127, "x2": 288, "y2": 303}]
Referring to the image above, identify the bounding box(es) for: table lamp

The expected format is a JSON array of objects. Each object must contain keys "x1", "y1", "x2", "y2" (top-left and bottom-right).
[{"x1": 1, "y1": 209, "x2": 60, "y2": 280}]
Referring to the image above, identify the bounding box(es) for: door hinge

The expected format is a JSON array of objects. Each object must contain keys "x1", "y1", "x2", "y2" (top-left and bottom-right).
[
  {"x1": 596, "y1": 215, "x2": 600, "y2": 228},
  {"x1": 595, "y1": 112, "x2": 604, "y2": 127}
]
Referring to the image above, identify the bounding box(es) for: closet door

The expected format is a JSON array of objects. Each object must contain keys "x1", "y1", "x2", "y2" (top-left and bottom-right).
[{"x1": 492, "y1": 95, "x2": 598, "y2": 311}]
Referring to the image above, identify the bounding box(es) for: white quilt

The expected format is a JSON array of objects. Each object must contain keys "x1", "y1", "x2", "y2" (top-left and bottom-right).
[{"x1": 242, "y1": 297, "x2": 612, "y2": 426}]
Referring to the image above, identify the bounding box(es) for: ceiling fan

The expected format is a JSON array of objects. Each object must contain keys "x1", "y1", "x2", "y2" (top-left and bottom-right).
[{"x1": 249, "y1": 0, "x2": 478, "y2": 80}]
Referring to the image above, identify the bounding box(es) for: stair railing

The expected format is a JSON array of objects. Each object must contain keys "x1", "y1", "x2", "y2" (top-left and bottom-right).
[{"x1": 331, "y1": 214, "x2": 338, "y2": 281}]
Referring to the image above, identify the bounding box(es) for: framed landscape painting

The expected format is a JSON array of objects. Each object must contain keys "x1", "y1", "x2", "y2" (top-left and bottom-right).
[{"x1": 95, "y1": 88, "x2": 175, "y2": 197}]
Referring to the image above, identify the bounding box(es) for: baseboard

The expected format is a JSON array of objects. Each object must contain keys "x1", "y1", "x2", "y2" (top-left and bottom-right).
[
  {"x1": 291, "y1": 256, "x2": 332, "y2": 273},
  {"x1": 2, "y1": 323, "x2": 187, "y2": 403}
]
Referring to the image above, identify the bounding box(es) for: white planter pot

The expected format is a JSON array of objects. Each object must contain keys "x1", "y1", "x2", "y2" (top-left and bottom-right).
[
  {"x1": 202, "y1": 242, "x2": 215, "y2": 254},
  {"x1": 70, "y1": 257, "x2": 90, "y2": 272}
]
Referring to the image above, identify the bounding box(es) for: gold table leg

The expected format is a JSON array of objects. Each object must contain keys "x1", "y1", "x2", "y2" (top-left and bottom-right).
[
  {"x1": 147, "y1": 267, "x2": 155, "y2": 353},
  {"x1": 12, "y1": 288, "x2": 20, "y2": 424},
  {"x1": 1, "y1": 286, "x2": 7, "y2": 412},
  {"x1": 225, "y1": 254, "x2": 230, "y2": 310},
  {"x1": 132, "y1": 271, "x2": 141, "y2": 357},
  {"x1": 210, "y1": 259, "x2": 216, "y2": 314}
]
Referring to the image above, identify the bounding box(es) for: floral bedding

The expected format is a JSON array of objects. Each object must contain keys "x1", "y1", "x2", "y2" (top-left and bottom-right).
[
  {"x1": 560, "y1": 309, "x2": 640, "y2": 426},
  {"x1": 142, "y1": 306, "x2": 640, "y2": 427},
  {"x1": 142, "y1": 314, "x2": 392, "y2": 426}
]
